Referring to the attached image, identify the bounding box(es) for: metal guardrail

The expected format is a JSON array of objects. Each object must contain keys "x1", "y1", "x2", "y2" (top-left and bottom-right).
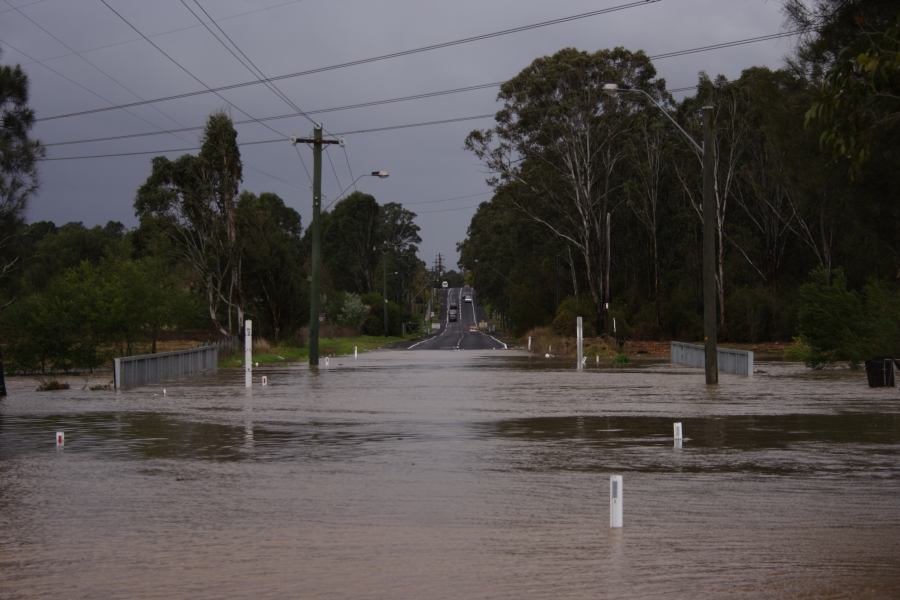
[
  {"x1": 114, "y1": 345, "x2": 218, "y2": 390},
  {"x1": 671, "y1": 341, "x2": 753, "y2": 377}
]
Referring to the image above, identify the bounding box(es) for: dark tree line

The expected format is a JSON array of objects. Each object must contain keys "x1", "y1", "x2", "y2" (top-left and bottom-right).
[
  {"x1": 461, "y1": 1, "x2": 899, "y2": 365},
  {"x1": 0, "y1": 99, "x2": 426, "y2": 374}
]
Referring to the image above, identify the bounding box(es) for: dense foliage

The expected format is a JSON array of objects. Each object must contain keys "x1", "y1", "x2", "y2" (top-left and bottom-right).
[
  {"x1": 462, "y1": 6, "x2": 899, "y2": 364},
  {"x1": 0, "y1": 104, "x2": 426, "y2": 373}
]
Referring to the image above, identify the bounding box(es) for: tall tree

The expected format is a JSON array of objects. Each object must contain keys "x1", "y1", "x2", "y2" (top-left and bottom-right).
[
  {"x1": 466, "y1": 47, "x2": 668, "y2": 332},
  {"x1": 237, "y1": 191, "x2": 305, "y2": 342},
  {"x1": 135, "y1": 112, "x2": 243, "y2": 336},
  {"x1": 378, "y1": 202, "x2": 423, "y2": 310},
  {"x1": 0, "y1": 50, "x2": 43, "y2": 394},
  {"x1": 321, "y1": 191, "x2": 382, "y2": 294},
  {"x1": 785, "y1": 0, "x2": 900, "y2": 172}
]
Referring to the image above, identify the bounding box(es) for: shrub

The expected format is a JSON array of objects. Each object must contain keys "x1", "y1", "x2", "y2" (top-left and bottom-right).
[
  {"x1": 337, "y1": 293, "x2": 369, "y2": 329},
  {"x1": 551, "y1": 295, "x2": 597, "y2": 337},
  {"x1": 797, "y1": 268, "x2": 864, "y2": 367}
]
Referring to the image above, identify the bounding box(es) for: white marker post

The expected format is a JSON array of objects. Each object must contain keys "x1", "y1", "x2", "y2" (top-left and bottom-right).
[
  {"x1": 354, "y1": 346, "x2": 358, "y2": 359},
  {"x1": 674, "y1": 422, "x2": 683, "y2": 448},
  {"x1": 244, "y1": 320, "x2": 252, "y2": 389},
  {"x1": 576, "y1": 316, "x2": 584, "y2": 371},
  {"x1": 56, "y1": 431, "x2": 65, "y2": 447},
  {"x1": 527, "y1": 336, "x2": 532, "y2": 352},
  {"x1": 610, "y1": 475, "x2": 623, "y2": 528},
  {"x1": 261, "y1": 376, "x2": 268, "y2": 386}
]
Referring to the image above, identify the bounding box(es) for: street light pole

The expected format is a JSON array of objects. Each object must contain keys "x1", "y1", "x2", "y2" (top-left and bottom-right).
[
  {"x1": 383, "y1": 253, "x2": 389, "y2": 336},
  {"x1": 602, "y1": 83, "x2": 718, "y2": 384},
  {"x1": 701, "y1": 106, "x2": 718, "y2": 384}
]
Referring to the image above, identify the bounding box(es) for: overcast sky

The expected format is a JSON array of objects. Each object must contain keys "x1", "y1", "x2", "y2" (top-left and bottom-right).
[{"x1": 1, "y1": 0, "x2": 797, "y2": 269}]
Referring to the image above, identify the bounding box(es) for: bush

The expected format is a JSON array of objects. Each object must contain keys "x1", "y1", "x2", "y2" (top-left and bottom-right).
[
  {"x1": 797, "y1": 268, "x2": 864, "y2": 367},
  {"x1": 337, "y1": 293, "x2": 368, "y2": 329},
  {"x1": 551, "y1": 295, "x2": 597, "y2": 337}
]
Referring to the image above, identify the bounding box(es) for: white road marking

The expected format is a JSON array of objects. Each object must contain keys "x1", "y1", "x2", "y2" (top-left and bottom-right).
[{"x1": 488, "y1": 334, "x2": 508, "y2": 350}]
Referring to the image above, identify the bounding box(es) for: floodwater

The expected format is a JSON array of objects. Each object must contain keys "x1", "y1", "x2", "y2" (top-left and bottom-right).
[{"x1": 2, "y1": 351, "x2": 899, "y2": 599}]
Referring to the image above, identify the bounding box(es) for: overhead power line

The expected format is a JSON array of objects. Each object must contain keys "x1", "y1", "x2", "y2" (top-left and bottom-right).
[
  {"x1": 10, "y1": 0, "x2": 306, "y2": 64},
  {"x1": 40, "y1": 20, "x2": 789, "y2": 150},
  {"x1": 39, "y1": 114, "x2": 497, "y2": 161},
  {"x1": 37, "y1": 0, "x2": 662, "y2": 122},
  {"x1": 36, "y1": 22, "x2": 806, "y2": 162},
  {"x1": 42, "y1": 81, "x2": 505, "y2": 147},
  {"x1": 97, "y1": 0, "x2": 296, "y2": 145}
]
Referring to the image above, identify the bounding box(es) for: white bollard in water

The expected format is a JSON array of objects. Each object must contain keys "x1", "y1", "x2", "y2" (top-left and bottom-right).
[
  {"x1": 244, "y1": 320, "x2": 253, "y2": 388},
  {"x1": 324, "y1": 357, "x2": 330, "y2": 367},
  {"x1": 674, "y1": 422, "x2": 683, "y2": 440},
  {"x1": 354, "y1": 346, "x2": 358, "y2": 359},
  {"x1": 610, "y1": 475, "x2": 623, "y2": 528},
  {"x1": 261, "y1": 375, "x2": 268, "y2": 386},
  {"x1": 576, "y1": 316, "x2": 584, "y2": 370},
  {"x1": 56, "y1": 431, "x2": 65, "y2": 447},
  {"x1": 163, "y1": 388, "x2": 167, "y2": 396},
  {"x1": 527, "y1": 336, "x2": 532, "y2": 351}
]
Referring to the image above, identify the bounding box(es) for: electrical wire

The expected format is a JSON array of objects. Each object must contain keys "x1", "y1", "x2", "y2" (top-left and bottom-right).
[
  {"x1": 403, "y1": 191, "x2": 493, "y2": 206},
  {"x1": 97, "y1": 0, "x2": 295, "y2": 146},
  {"x1": 2, "y1": 0, "x2": 307, "y2": 191},
  {"x1": 13, "y1": 0, "x2": 307, "y2": 66},
  {"x1": 3, "y1": 1, "x2": 200, "y2": 149},
  {"x1": 323, "y1": 146, "x2": 346, "y2": 197},
  {"x1": 38, "y1": 0, "x2": 662, "y2": 122},
  {"x1": 184, "y1": 0, "x2": 316, "y2": 127},
  {"x1": 42, "y1": 81, "x2": 504, "y2": 147},
  {"x1": 38, "y1": 114, "x2": 497, "y2": 161}
]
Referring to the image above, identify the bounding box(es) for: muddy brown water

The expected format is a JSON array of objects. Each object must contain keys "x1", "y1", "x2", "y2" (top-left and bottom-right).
[{"x1": 2, "y1": 351, "x2": 899, "y2": 599}]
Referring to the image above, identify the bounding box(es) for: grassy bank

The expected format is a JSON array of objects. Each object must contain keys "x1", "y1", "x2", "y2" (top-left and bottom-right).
[
  {"x1": 220, "y1": 334, "x2": 417, "y2": 368},
  {"x1": 522, "y1": 327, "x2": 794, "y2": 362}
]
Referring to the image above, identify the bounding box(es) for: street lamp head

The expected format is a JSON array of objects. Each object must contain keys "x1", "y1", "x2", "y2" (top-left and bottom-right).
[
  {"x1": 371, "y1": 170, "x2": 390, "y2": 178},
  {"x1": 602, "y1": 83, "x2": 620, "y2": 95}
]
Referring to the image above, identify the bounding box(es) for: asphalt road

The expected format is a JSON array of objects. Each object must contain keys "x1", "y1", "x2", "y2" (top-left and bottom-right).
[{"x1": 407, "y1": 287, "x2": 507, "y2": 350}]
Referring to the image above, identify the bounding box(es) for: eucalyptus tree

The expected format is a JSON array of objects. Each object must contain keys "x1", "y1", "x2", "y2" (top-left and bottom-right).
[
  {"x1": 378, "y1": 201, "x2": 422, "y2": 309},
  {"x1": 135, "y1": 112, "x2": 244, "y2": 336},
  {"x1": 0, "y1": 51, "x2": 43, "y2": 393},
  {"x1": 466, "y1": 47, "x2": 668, "y2": 331},
  {"x1": 321, "y1": 191, "x2": 382, "y2": 294},
  {"x1": 785, "y1": 0, "x2": 899, "y2": 172},
  {"x1": 0, "y1": 50, "x2": 43, "y2": 282},
  {"x1": 237, "y1": 191, "x2": 305, "y2": 342}
]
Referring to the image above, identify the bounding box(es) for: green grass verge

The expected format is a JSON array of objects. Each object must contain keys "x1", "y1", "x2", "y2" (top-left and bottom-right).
[{"x1": 220, "y1": 335, "x2": 415, "y2": 368}]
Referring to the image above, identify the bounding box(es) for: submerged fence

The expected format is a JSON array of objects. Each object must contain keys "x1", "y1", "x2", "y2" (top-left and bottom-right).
[
  {"x1": 670, "y1": 342, "x2": 754, "y2": 377},
  {"x1": 114, "y1": 345, "x2": 218, "y2": 390}
]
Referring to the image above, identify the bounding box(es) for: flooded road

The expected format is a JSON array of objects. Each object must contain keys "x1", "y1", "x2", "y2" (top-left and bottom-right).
[{"x1": 2, "y1": 351, "x2": 900, "y2": 599}]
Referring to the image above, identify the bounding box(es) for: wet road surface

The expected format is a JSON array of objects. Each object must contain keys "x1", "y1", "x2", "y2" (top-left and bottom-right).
[
  {"x1": 410, "y1": 287, "x2": 507, "y2": 350},
  {"x1": 2, "y1": 352, "x2": 899, "y2": 599}
]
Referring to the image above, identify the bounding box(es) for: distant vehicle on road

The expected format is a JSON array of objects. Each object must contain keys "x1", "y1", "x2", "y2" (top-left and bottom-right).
[
  {"x1": 463, "y1": 294, "x2": 472, "y2": 303},
  {"x1": 448, "y1": 309, "x2": 458, "y2": 322}
]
